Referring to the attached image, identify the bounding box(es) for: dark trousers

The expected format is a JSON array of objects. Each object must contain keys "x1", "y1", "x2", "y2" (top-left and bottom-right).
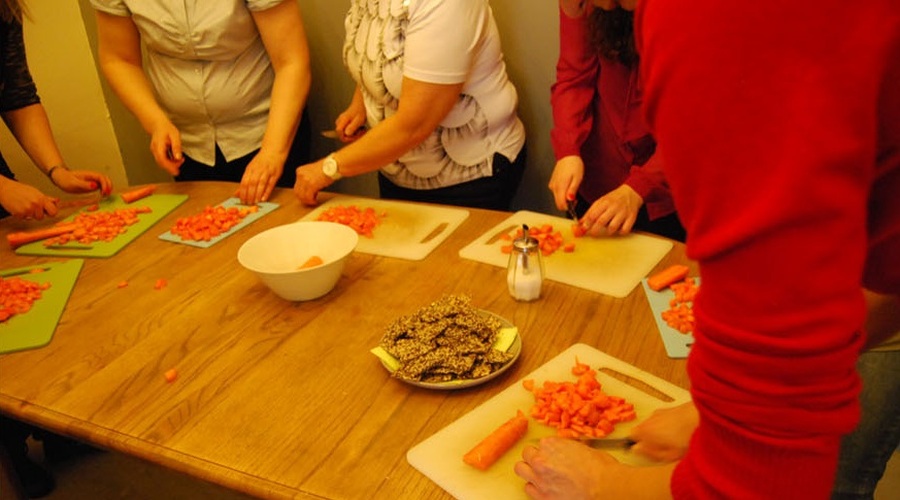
[
  {"x1": 377, "y1": 146, "x2": 526, "y2": 211},
  {"x1": 175, "y1": 109, "x2": 312, "y2": 189}
]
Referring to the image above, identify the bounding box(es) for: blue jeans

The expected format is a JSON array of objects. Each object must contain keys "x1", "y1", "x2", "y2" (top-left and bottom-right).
[{"x1": 832, "y1": 349, "x2": 900, "y2": 499}]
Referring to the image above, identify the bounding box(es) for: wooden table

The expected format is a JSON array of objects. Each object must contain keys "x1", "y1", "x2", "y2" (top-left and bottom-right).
[{"x1": 0, "y1": 182, "x2": 693, "y2": 499}]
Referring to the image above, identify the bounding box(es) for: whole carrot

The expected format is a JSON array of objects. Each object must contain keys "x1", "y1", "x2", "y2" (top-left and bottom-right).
[
  {"x1": 120, "y1": 185, "x2": 157, "y2": 204},
  {"x1": 6, "y1": 222, "x2": 79, "y2": 248},
  {"x1": 463, "y1": 410, "x2": 529, "y2": 471},
  {"x1": 647, "y1": 264, "x2": 690, "y2": 291}
]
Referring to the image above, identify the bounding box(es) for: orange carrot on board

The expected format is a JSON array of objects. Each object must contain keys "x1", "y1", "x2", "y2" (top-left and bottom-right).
[
  {"x1": 170, "y1": 205, "x2": 255, "y2": 242},
  {"x1": 164, "y1": 368, "x2": 178, "y2": 383},
  {"x1": 120, "y1": 185, "x2": 157, "y2": 204},
  {"x1": 647, "y1": 264, "x2": 690, "y2": 292},
  {"x1": 522, "y1": 359, "x2": 636, "y2": 439},
  {"x1": 661, "y1": 277, "x2": 699, "y2": 334},
  {"x1": 316, "y1": 205, "x2": 384, "y2": 237},
  {"x1": 154, "y1": 278, "x2": 168, "y2": 290},
  {"x1": 463, "y1": 410, "x2": 529, "y2": 471},
  {"x1": 298, "y1": 256, "x2": 324, "y2": 269},
  {"x1": 0, "y1": 276, "x2": 51, "y2": 323},
  {"x1": 6, "y1": 223, "x2": 80, "y2": 248}
]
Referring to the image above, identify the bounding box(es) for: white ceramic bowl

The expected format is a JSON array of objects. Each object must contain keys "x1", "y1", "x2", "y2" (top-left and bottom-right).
[{"x1": 238, "y1": 221, "x2": 359, "y2": 301}]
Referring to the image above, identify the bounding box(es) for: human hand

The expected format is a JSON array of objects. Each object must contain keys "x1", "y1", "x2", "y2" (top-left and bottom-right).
[
  {"x1": 334, "y1": 93, "x2": 368, "y2": 143},
  {"x1": 51, "y1": 168, "x2": 113, "y2": 196},
  {"x1": 580, "y1": 184, "x2": 642, "y2": 236},
  {"x1": 0, "y1": 177, "x2": 59, "y2": 220},
  {"x1": 293, "y1": 160, "x2": 333, "y2": 206},
  {"x1": 629, "y1": 401, "x2": 698, "y2": 462},
  {"x1": 559, "y1": 0, "x2": 588, "y2": 18},
  {"x1": 148, "y1": 120, "x2": 184, "y2": 176},
  {"x1": 237, "y1": 149, "x2": 284, "y2": 204},
  {"x1": 515, "y1": 437, "x2": 674, "y2": 499},
  {"x1": 548, "y1": 156, "x2": 584, "y2": 212}
]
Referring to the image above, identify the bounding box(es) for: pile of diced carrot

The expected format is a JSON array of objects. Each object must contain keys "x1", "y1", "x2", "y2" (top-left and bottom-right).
[
  {"x1": 0, "y1": 274, "x2": 50, "y2": 323},
  {"x1": 500, "y1": 224, "x2": 576, "y2": 256},
  {"x1": 42, "y1": 206, "x2": 152, "y2": 246},
  {"x1": 523, "y1": 359, "x2": 636, "y2": 439},
  {"x1": 661, "y1": 277, "x2": 699, "y2": 334},
  {"x1": 316, "y1": 205, "x2": 383, "y2": 237},
  {"x1": 170, "y1": 205, "x2": 258, "y2": 242}
]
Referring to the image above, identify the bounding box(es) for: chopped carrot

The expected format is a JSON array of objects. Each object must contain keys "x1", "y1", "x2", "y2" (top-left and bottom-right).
[
  {"x1": 661, "y1": 277, "x2": 699, "y2": 334},
  {"x1": 154, "y1": 278, "x2": 167, "y2": 290},
  {"x1": 316, "y1": 205, "x2": 383, "y2": 237},
  {"x1": 7, "y1": 222, "x2": 79, "y2": 248},
  {"x1": 500, "y1": 224, "x2": 576, "y2": 257},
  {"x1": 120, "y1": 185, "x2": 157, "y2": 204},
  {"x1": 169, "y1": 205, "x2": 254, "y2": 242},
  {"x1": 298, "y1": 255, "x2": 324, "y2": 269},
  {"x1": 647, "y1": 264, "x2": 690, "y2": 292},
  {"x1": 117, "y1": 281, "x2": 128, "y2": 289},
  {"x1": 40, "y1": 207, "x2": 151, "y2": 247},
  {"x1": 0, "y1": 276, "x2": 51, "y2": 323},
  {"x1": 463, "y1": 410, "x2": 529, "y2": 471},
  {"x1": 522, "y1": 359, "x2": 636, "y2": 439},
  {"x1": 164, "y1": 368, "x2": 178, "y2": 383}
]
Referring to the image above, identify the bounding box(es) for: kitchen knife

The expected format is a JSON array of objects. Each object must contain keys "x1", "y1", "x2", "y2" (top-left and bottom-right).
[
  {"x1": 579, "y1": 437, "x2": 636, "y2": 450},
  {"x1": 0, "y1": 267, "x2": 50, "y2": 278}
]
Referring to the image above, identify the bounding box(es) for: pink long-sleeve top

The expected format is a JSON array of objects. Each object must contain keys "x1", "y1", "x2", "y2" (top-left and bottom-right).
[
  {"x1": 637, "y1": 0, "x2": 900, "y2": 498},
  {"x1": 550, "y1": 7, "x2": 674, "y2": 220}
]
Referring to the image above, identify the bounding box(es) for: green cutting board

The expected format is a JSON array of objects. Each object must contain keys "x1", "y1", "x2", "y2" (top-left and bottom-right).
[
  {"x1": 0, "y1": 259, "x2": 84, "y2": 354},
  {"x1": 14, "y1": 194, "x2": 188, "y2": 258}
]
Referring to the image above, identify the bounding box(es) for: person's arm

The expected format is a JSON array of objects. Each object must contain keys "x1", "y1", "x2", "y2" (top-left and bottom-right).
[
  {"x1": 0, "y1": 175, "x2": 58, "y2": 220},
  {"x1": 238, "y1": 0, "x2": 311, "y2": 204},
  {"x1": 862, "y1": 289, "x2": 900, "y2": 349},
  {"x1": 94, "y1": 10, "x2": 182, "y2": 175},
  {"x1": 2, "y1": 103, "x2": 65, "y2": 178},
  {"x1": 1, "y1": 104, "x2": 112, "y2": 195},
  {"x1": 548, "y1": 6, "x2": 599, "y2": 210},
  {"x1": 293, "y1": 76, "x2": 463, "y2": 205}
]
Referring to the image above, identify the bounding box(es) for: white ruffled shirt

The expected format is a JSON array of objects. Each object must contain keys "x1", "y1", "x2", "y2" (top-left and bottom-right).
[{"x1": 343, "y1": 0, "x2": 526, "y2": 189}]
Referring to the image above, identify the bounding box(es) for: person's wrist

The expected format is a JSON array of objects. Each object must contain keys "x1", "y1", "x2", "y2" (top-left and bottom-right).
[{"x1": 46, "y1": 165, "x2": 69, "y2": 185}]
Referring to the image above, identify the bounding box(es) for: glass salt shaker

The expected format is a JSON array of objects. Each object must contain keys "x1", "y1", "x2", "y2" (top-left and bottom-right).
[{"x1": 507, "y1": 225, "x2": 544, "y2": 301}]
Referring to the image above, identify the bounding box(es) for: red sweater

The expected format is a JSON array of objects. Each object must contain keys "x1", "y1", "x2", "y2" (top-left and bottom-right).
[
  {"x1": 550, "y1": 8, "x2": 675, "y2": 220},
  {"x1": 637, "y1": 1, "x2": 900, "y2": 498}
]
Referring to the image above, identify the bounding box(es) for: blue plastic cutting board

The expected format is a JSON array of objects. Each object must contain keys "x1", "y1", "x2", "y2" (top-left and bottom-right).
[{"x1": 157, "y1": 197, "x2": 278, "y2": 248}]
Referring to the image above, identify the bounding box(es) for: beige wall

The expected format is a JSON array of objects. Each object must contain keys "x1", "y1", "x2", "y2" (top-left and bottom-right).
[{"x1": 6, "y1": 1, "x2": 561, "y2": 214}]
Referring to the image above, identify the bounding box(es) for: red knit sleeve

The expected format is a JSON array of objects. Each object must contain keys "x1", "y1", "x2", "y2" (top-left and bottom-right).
[
  {"x1": 637, "y1": 0, "x2": 899, "y2": 497},
  {"x1": 550, "y1": 8, "x2": 598, "y2": 160}
]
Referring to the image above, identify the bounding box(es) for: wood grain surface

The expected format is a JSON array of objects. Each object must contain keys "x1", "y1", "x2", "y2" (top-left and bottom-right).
[{"x1": 0, "y1": 182, "x2": 694, "y2": 500}]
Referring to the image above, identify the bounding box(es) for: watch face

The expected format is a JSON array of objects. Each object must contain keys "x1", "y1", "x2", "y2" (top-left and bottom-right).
[{"x1": 323, "y1": 156, "x2": 340, "y2": 179}]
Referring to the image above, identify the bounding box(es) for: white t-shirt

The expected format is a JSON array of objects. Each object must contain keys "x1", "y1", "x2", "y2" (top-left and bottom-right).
[
  {"x1": 91, "y1": 0, "x2": 285, "y2": 166},
  {"x1": 343, "y1": 0, "x2": 526, "y2": 190}
]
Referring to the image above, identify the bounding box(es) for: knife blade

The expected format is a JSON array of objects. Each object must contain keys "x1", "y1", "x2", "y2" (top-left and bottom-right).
[
  {"x1": 579, "y1": 437, "x2": 636, "y2": 450},
  {"x1": 565, "y1": 197, "x2": 580, "y2": 224},
  {"x1": 0, "y1": 267, "x2": 50, "y2": 278}
]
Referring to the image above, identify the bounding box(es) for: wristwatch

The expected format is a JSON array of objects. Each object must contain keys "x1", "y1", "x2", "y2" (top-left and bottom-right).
[{"x1": 322, "y1": 154, "x2": 342, "y2": 180}]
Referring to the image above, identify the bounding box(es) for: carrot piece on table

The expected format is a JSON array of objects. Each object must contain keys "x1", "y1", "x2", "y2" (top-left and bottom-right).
[
  {"x1": 6, "y1": 222, "x2": 80, "y2": 248},
  {"x1": 298, "y1": 255, "x2": 324, "y2": 269},
  {"x1": 117, "y1": 281, "x2": 129, "y2": 289},
  {"x1": 154, "y1": 278, "x2": 167, "y2": 290},
  {"x1": 463, "y1": 410, "x2": 529, "y2": 471},
  {"x1": 164, "y1": 368, "x2": 178, "y2": 383},
  {"x1": 647, "y1": 264, "x2": 690, "y2": 291},
  {"x1": 120, "y1": 185, "x2": 157, "y2": 204}
]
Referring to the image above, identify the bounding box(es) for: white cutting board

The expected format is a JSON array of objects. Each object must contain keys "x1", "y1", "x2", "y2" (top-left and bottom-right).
[
  {"x1": 458, "y1": 211, "x2": 673, "y2": 297},
  {"x1": 407, "y1": 343, "x2": 690, "y2": 500},
  {"x1": 301, "y1": 196, "x2": 469, "y2": 260}
]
